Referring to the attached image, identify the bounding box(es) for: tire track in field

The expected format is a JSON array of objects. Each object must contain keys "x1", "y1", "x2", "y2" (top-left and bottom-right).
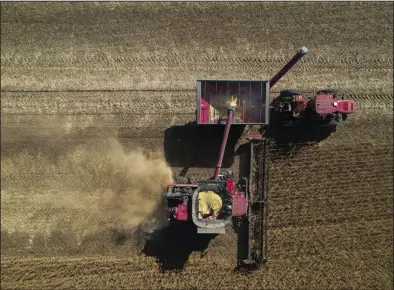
[
  {"x1": 2, "y1": 55, "x2": 393, "y2": 70},
  {"x1": 268, "y1": 219, "x2": 392, "y2": 258},
  {"x1": 1, "y1": 91, "x2": 392, "y2": 115},
  {"x1": 3, "y1": 68, "x2": 392, "y2": 93},
  {"x1": 267, "y1": 142, "x2": 392, "y2": 229},
  {"x1": 270, "y1": 200, "x2": 392, "y2": 228},
  {"x1": 1, "y1": 250, "x2": 392, "y2": 289}
]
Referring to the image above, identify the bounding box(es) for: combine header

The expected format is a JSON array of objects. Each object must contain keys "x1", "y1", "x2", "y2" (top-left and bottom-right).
[{"x1": 162, "y1": 46, "x2": 356, "y2": 267}]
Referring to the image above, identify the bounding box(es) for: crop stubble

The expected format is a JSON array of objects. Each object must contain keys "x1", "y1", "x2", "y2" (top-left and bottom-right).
[{"x1": 1, "y1": 2, "x2": 393, "y2": 289}]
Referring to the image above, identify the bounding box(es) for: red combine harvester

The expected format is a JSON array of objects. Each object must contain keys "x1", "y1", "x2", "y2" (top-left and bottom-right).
[
  {"x1": 163, "y1": 96, "x2": 251, "y2": 235},
  {"x1": 162, "y1": 46, "x2": 356, "y2": 267}
]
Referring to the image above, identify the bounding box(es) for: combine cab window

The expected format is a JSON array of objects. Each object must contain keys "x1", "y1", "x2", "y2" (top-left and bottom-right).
[{"x1": 197, "y1": 80, "x2": 270, "y2": 125}]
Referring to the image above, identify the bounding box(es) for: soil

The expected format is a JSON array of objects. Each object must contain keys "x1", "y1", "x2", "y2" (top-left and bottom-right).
[{"x1": 1, "y1": 2, "x2": 393, "y2": 289}]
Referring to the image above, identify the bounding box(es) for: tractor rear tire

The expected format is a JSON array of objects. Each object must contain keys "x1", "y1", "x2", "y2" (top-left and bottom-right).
[
  {"x1": 317, "y1": 89, "x2": 339, "y2": 96},
  {"x1": 279, "y1": 89, "x2": 301, "y2": 97}
]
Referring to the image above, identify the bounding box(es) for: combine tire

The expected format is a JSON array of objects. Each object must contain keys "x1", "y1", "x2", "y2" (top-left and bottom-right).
[{"x1": 279, "y1": 89, "x2": 301, "y2": 97}]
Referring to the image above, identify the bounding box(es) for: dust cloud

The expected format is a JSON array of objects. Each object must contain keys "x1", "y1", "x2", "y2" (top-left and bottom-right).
[{"x1": 1, "y1": 134, "x2": 173, "y2": 252}]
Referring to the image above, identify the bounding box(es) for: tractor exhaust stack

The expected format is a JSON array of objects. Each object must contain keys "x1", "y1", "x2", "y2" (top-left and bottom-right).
[{"x1": 270, "y1": 46, "x2": 308, "y2": 88}]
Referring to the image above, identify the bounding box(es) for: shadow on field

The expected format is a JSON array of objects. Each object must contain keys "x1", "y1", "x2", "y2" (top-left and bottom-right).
[
  {"x1": 264, "y1": 124, "x2": 336, "y2": 146},
  {"x1": 141, "y1": 223, "x2": 216, "y2": 272},
  {"x1": 266, "y1": 109, "x2": 336, "y2": 143},
  {"x1": 232, "y1": 216, "x2": 250, "y2": 268},
  {"x1": 163, "y1": 122, "x2": 245, "y2": 173},
  {"x1": 259, "y1": 109, "x2": 338, "y2": 156}
]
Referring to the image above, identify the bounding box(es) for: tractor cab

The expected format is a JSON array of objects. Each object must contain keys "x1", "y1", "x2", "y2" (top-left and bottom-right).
[
  {"x1": 311, "y1": 94, "x2": 339, "y2": 114},
  {"x1": 309, "y1": 93, "x2": 356, "y2": 116}
]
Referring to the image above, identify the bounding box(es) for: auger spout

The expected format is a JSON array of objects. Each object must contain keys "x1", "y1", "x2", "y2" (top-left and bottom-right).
[
  {"x1": 270, "y1": 46, "x2": 309, "y2": 88},
  {"x1": 213, "y1": 97, "x2": 237, "y2": 180}
]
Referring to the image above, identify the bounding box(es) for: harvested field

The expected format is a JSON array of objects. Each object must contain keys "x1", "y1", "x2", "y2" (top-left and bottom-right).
[{"x1": 1, "y1": 2, "x2": 393, "y2": 289}]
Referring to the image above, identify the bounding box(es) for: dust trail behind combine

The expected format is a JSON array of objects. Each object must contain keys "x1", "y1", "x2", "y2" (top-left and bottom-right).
[{"x1": 1, "y1": 129, "x2": 173, "y2": 255}]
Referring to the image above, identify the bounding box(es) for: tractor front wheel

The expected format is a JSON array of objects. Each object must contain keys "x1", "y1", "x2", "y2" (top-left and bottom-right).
[{"x1": 335, "y1": 113, "x2": 343, "y2": 123}]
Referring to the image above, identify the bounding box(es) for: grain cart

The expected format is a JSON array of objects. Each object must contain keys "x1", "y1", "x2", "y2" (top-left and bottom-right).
[{"x1": 162, "y1": 47, "x2": 309, "y2": 266}]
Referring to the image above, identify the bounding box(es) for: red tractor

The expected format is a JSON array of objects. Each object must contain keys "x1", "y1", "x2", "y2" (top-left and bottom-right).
[{"x1": 271, "y1": 88, "x2": 356, "y2": 126}]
